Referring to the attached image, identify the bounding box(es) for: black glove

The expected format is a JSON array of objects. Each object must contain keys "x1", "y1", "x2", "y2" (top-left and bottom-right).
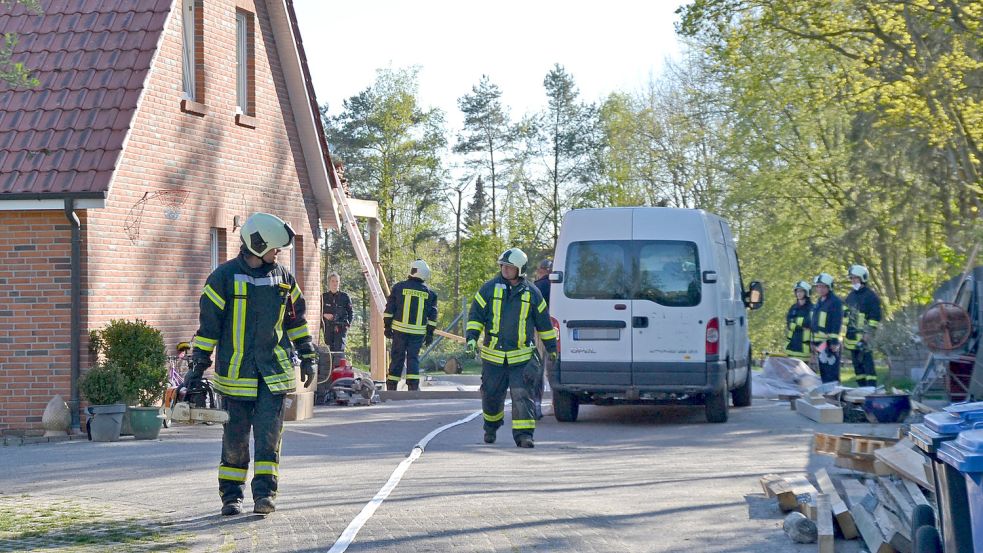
[
  {"x1": 523, "y1": 362, "x2": 542, "y2": 385},
  {"x1": 300, "y1": 356, "x2": 316, "y2": 388},
  {"x1": 183, "y1": 352, "x2": 210, "y2": 390},
  {"x1": 384, "y1": 327, "x2": 393, "y2": 339},
  {"x1": 424, "y1": 326, "x2": 435, "y2": 346}
]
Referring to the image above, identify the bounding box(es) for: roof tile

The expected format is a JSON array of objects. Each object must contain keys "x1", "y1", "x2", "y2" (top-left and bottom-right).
[{"x1": 1, "y1": 0, "x2": 171, "y2": 198}]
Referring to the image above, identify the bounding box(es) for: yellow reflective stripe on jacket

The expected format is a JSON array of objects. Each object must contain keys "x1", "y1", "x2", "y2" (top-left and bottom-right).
[
  {"x1": 818, "y1": 311, "x2": 827, "y2": 329},
  {"x1": 517, "y1": 292, "x2": 530, "y2": 346},
  {"x1": 467, "y1": 321, "x2": 485, "y2": 333},
  {"x1": 193, "y1": 335, "x2": 218, "y2": 352},
  {"x1": 219, "y1": 465, "x2": 248, "y2": 482},
  {"x1": 512, "y1": 419, "x2": 536, "y2": 430},
  {"x1": 483, "y1": 410, "x2": 504, "y2": 422},
  {"x1": 272, "y1": 344, "x2": 293, "y2": 373},
  {"x1": 868, "y1": 319, "x2": 880, "y2": 329},
  {"x1": 479, "y1": 345, "x2": 535, "y2": 365},
  {"x1": 254, "y1": 461, "x2": 279, "y2": 477},
  {"x1": 203, "y1": 284, "x2": 226, "y2": 310},
  {"x1": 392, "y1": 320, "x2": 427, "y2": 335},
  {"x1": 427, "y1": 319, "x2": 438, "y2": 327},
  {"x1": 537, "y1": 329, "x2": 557, "y2": 341},
  {"x1": 473, "y1": 292, "x2": 487, "y2": 309},
  {"x1": 286, "y1": 324, "x2": 310, "y2": 341},
  {"x1": 212, "y1": 374, "x2": 258, "y2": 397},
  {"x1": 490, "y1": 286, "x2": 504, "y2": 335},
  {"x1": 537, "y1": 300, "x2": 547, "y2": 313},
  {"x1": 290, "y1": 283, "x2": 302, "y2": 303},
  {"x1": 229, "y1": 280, "x2": 248, "y2": 380},
  {"x1": 386, "y1": 375, "x2": 401, "y2": 382}
]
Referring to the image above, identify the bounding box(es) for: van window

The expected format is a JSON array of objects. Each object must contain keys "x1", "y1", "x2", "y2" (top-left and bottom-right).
[
  {"x1": 565, "y1": 241, "x2": 629, "y2": 299},
  {"x1": 637, "y1": 241, "x2": 701, "y2": 307}
]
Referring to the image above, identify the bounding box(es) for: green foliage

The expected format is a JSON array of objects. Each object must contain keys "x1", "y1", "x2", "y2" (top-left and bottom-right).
[
  {"x1": 79, "y1": 363, "x2": 126, "y2": 406},
  {"x1": 1, "y1": 1, "x2": 42, "y2": 89},
  {"x1": 89, "y1": 320, "x2": 168, "y2": 407}
]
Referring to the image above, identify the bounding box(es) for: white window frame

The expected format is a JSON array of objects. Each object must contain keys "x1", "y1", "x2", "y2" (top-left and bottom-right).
[
  {"x1": 210, "y1": 228, "x2": 220, "y2": 270},
  {"x1": 235, "y1": 11, "x2": 249, "y2": 115},
  {"x1": 289, "y1": 243, "x2": 297, "y2": 274},
  {"x1": 181, "y1": 0, "x2": 196, "y2": 100}
]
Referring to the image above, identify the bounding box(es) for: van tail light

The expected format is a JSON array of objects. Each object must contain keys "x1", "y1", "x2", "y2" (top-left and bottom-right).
[
  {"x1": 551, "y1": 316, "x2": 561, "y2": 351},
  {"x1": 706, "y1": 317, "x2": 719, "y2": 356}
]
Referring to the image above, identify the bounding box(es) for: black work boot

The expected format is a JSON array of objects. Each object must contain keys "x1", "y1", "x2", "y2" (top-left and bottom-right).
[
  {"x1": 517, "y1": 436, "x2": 535, "y2": 448},
  {"x1": 407, "y1": 380, "x2": 420, "y2": 391},
  {"x1": 221, "y1": 499, "x2": 243, "y2": 516},
  {"x1": 253, "y1": 497, "x2": 276, "y2": 515},
  {"x1": 386, "y1": 380, "x2": 398, "y2": 391},
  {"x1": 483, "y1": 430, "x2": 496, "y2": 444}
]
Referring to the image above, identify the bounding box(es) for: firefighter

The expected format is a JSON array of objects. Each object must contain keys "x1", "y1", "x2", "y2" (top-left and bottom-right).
[
  {"x1": 784, "y1": 281, "x2": 813, "y2": 360},
  {"x1": 383, "y1": 259, "x2": 438, "y2": 391},
  {"x1": 185, "y1": 212, "x2": 316, "y2": 517},
  {"x1": 321, "y1": 272, "x2": 353, "y2": 357},
  {"x1": 809, "y1": 272, "x2": 844, "y2": 383},
  {"x1": 531, "y1": 258, "x2": 553, "y2": 419},
  {"x1": 466, "y1": 248, "x2": 557, "y2": 448},
  {"x1": 844, "y1": 264, "x2": 882, "y2": 387}
]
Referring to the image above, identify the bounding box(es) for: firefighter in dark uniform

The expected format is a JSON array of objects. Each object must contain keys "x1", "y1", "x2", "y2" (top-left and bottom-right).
[
  {"x1": 844, "y1": 264, "x2": 882, "y2": 387},
  {"x1": 383, "y1": 259, "x2": 438, "y2": 391},
  {"x1": 320, "y1": 272, "x2": 353, "y2": 357},
  {"x1": 784, "y1": 280, "x2": 813, "y2": 360},
  {"x1": 466, "y1": 248, "x2": 557, "y2": 448},
  {"x1": 809, "y1": 272, "x2": 844, "y2": 383},
  {"x1": 531, "y1": 259, "x2": 553, "y2": 419},
  {"x1": 185, "y1": 212, "x2": 316, "y2": 517}
]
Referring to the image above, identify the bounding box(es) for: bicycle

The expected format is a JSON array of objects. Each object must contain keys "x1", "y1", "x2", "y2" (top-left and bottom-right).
[{"x1": 161, "y1": 341, "x2": 191, "y2": 428}]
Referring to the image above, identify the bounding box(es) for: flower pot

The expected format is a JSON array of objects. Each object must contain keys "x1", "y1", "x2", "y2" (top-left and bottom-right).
[
  {"x1": 128, "y1": 406, "x2": 164, "y2": 440},
  {"x1": 86, "y1": 404, "x2": 127, "y2": 442}
]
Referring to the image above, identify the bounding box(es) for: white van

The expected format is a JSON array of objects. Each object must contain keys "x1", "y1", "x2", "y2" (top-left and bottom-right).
[{"x1": 547, "y1": 207, "x2": 763, "y2": 423}]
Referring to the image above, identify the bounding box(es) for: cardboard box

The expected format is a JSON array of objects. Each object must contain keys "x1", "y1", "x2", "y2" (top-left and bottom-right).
[{"x1": 284, "y1": 391, "x2": 314, "y2": 421}]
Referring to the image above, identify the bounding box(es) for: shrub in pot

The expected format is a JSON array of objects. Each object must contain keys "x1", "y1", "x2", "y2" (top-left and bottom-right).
[{"x1": 79, "y1": 362, "x2": 127, "y2": 442}]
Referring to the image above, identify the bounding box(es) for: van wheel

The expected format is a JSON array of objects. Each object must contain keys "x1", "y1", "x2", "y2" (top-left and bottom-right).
[
  {"x1": 705, "y1": 387, "x2": 729, "y2": 423},
  {"x1": 553, "y1": 391, "x2": 579, "y2": 422},
  {"x1": 732, "y1": 367, "x2": 752, "y2": 407}
]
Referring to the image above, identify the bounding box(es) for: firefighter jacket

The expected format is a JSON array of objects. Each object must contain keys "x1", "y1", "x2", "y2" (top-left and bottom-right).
[
  {"x1": 810, "y1": 292, "x2": 844, "y2": 345},
  {"x1": 466, "y1": 275, "x2": 557, "y2": 365},
  {"x1": 784, "y1": 300, "x2": 813, "y2": 358},
  {"x1": 384, "y1": 277, "x2": 438, "y2": 336},
  {"x1": 844, "y1": 285, "x2": 882, "y2": 350},
  {"x1": 321, "y1": 291, "x2": 353, "y2": 329},
  {"x1": 193, "y1": 254, "x2": 314, "y2": 399}
]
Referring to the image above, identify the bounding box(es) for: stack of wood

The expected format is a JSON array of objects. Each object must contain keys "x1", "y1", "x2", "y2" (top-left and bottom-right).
[{"x1": 813, "y1": 432, "x2": 933, "y2": 489}]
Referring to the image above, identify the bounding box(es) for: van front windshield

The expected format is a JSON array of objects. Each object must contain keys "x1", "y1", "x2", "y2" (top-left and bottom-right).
[{"x1": 563, "y1": 240, "x2": 701, "y2": 306}]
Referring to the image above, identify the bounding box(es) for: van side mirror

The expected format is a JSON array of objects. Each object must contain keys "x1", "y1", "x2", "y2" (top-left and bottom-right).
[
  {"x1": 743, "y1": 281, "x2": 764, "y2": 310},
  {"x1": 702, "y1": 271, "x2": 717, "y2": 284},
  {"x1": 548, "y1": 271, "x2": 563, "y2": 283}
]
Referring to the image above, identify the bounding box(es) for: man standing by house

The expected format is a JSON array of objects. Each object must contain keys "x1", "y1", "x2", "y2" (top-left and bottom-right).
[
  {"x1": 844, "y1": 264, "x2": 883, "y2": 387},
  {"x1": 185, "y1": 212, "x2": 316, "y2": 517},
  {"x1": 383, "y1": 259, "x2": 438, "y2": 391},
  {"x1": 321, "y1": 272, "x2": 353, "y2": 359},
  {"x1": 810, "y1": 272, "x2": 844, "y2": 384},
  {"x1": 531, "y1": 258, "x2": 553, "y2": 419},
  {"x1": 466, "y1": 248, "x2": 557, "y2": 448}
]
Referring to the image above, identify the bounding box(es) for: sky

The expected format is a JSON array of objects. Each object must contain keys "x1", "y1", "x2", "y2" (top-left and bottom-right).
[{"x1": 292, "y1": 0, "x2": 687, "y2": 136}]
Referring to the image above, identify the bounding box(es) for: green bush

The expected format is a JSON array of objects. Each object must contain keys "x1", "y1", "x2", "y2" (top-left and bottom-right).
[
  {"x1": 79, "y1": 363, "x2": 126, "y2": 406},
  {"x1": 89, "y1": 320, "x2": 168, "y2": 407}
]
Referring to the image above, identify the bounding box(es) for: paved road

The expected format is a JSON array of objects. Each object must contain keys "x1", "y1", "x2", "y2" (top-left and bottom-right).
[{"x1": 1, "y1": 398, "x2": 878, "y2": 552}]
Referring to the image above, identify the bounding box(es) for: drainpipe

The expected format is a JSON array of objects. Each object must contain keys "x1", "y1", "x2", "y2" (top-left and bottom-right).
[{"x1": 63, "y1": 199, "x2": 82, "y2": 433}]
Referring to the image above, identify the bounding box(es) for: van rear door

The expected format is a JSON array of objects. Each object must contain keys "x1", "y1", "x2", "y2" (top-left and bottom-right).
[{"x1": 554, "y1": 212, "x2": 633, "y2": 386}]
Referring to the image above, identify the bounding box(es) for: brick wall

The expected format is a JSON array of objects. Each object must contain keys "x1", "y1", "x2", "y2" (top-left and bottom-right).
[
  {"x1": 0, "y1": 211, "x2": 80, "y2": 432},
  {"x1": 0, "y1": 0, "x2": 324, "y2": 432}
]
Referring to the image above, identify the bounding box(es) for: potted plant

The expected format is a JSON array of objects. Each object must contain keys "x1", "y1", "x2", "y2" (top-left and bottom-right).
[
  {"x1": 89, "y1": 319, "x2": 169, "y2": 440},
  {"x1": 79, "y1": 362, "x2": 127, "y2": 442}
]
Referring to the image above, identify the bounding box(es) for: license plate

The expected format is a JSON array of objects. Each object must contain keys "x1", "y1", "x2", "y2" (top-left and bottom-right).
[{"x1": 573, "y1": 328, "x2": 620, "y2": 340}]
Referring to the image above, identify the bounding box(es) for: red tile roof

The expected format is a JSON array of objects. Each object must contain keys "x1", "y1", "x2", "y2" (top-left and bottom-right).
[{"x1": 0, "y1": 0, "x2": 171, "y2": 199}]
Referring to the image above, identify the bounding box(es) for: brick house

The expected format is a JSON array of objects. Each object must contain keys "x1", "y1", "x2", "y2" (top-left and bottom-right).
[{"x1": 0, "y1": 0, "x2": 343, "y2": 433}]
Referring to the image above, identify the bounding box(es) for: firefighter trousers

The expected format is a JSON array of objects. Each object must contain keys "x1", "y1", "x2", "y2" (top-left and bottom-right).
[
  {"x1": 816, "y1": 345, "x2": 842, "y2": 384},
  {"x1": 218, "y1": 377, "x2": 285, "y2": 505},
  {"x1": 322, "y1": 326, "x2": 348, "y2": 356},
  {"x1": 388, "y1": 332, "x2": 424, "y2": 390},
  {"x1": 481, "y1": 360, "x2": 536, "y2": 443},
  {"x1": 850, "y1": 347, "x2": 876, "y2": 384}
]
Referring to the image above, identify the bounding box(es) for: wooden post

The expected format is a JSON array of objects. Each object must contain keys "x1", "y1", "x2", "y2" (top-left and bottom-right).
[{"x1": 368, "y1": 218, "x2": 387, "y2": 382}]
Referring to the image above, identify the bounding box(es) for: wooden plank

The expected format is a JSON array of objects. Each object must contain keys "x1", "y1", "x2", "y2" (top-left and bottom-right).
[
  {"x1": 873, "y1": 440, "x2": 932, "y2": 490},
  {"x1": 796, "y1": 397, "x2": 844, "y2": 423},
  {"x1": 815, "y1": 469, "x2": 859, "y2": 539},
  {"x1": 760, "y1": 474, "x2": 798, "y2": 511},
  {"x1": 785, "y1": 473, "x2": 819, "y2": 519},
  {"x1": 879, "y1": 477, "x2": 915, "y2": 529},
  {"x1": 836, "y1": 455, "x2": 878, "y2": 474},
  {"x1": 851, "y1": 504, "x2": 897, "y2": 553},
  {"x1": 841, "y1": 478, "x2": 872, "y2": 510},
  {"x1": 901, "y1": 479, "x2": 930, "y2": 506},
  {"x1": 874, "y1": 504, "x2": 911, "y2": 553},
  {"x1": 817, "y1": 493, "x2": 835, "y2": 553}
]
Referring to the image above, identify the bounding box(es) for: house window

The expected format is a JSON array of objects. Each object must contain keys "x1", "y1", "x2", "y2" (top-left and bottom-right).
[
  {"x1": 235, "y1": 10, "x2": 255, "y2": 116},
  {"x1": 210, "y1": 227, "x2": 226, "y2": 270},
  {"x1": 181, "y1": 0, "x2": 203, "y2": 102}
]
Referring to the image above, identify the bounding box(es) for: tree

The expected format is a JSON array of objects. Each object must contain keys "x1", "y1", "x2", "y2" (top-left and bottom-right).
[
  {"x1": 1, "y1": 0, "x2": 42, "y2": 88},
  {"x1": 464, "y1": 175, "x2": 488, "y2": 230},
  {"x1": 455, "y1": 75, "x2": 513, "y2": 237}
]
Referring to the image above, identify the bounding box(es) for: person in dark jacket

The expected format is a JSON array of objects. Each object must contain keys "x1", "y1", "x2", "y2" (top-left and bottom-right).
[
  {"x1": 810, "y1": 272, "x2": 844, "y2": 383},
  {"x1": 466, "y1": 248, "x2": 557, "y2": 448},
  {"x1": 533, "y1": 259, "x2": 552, "y2": 306},
  {"x1": 844, "y1": 264, "x2": 883, "y2": 387},
  {"x1": 321, "y1": 272, "x2": 353, "y2": 357},
  {"x1": 384, "y1": 259, "x2": 438, "y2": 391},
  {"x1": 186, "y1": 212, "x2": 316, "y2": 517},
  {"x1": 530, "y1": 258, "x2": 553, "y2": 419},
  {"x1": 785, "y1": 280, "x2": 813, "y2": 360}
]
